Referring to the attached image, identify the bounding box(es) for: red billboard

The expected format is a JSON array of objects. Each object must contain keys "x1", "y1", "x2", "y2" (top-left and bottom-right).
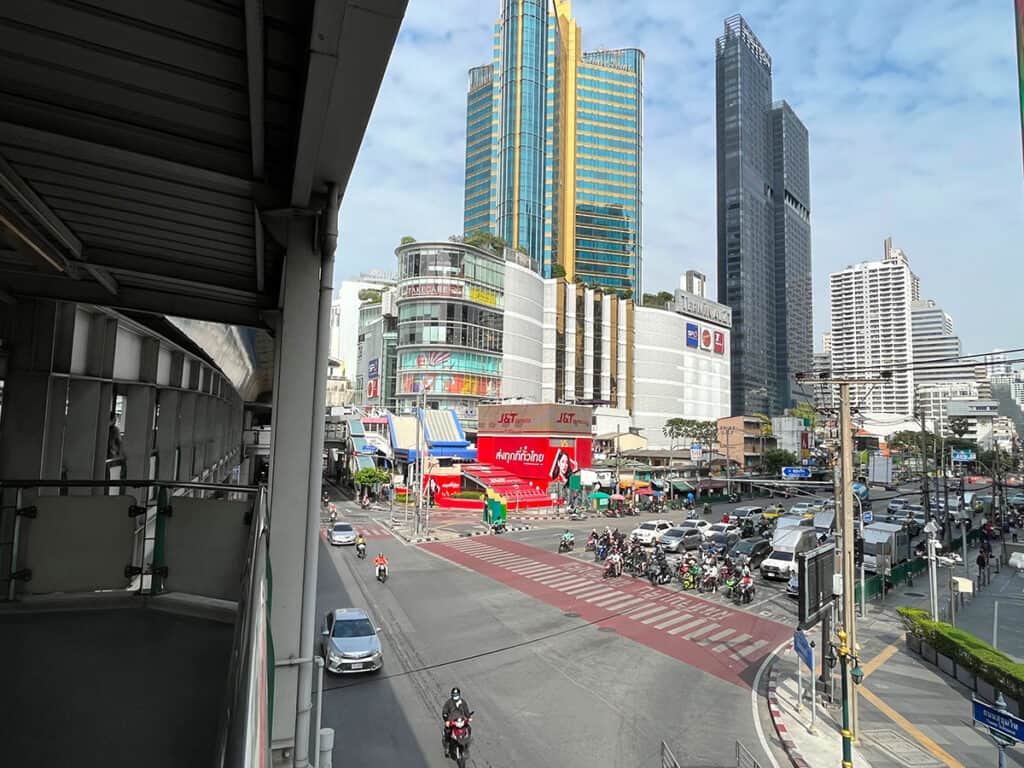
[
  {"x1": 423, "y1": 473, "x2": 462, "y2": 497},
  {"x1": 477, "y1": 435, "x2": 593, "y2": 482}
]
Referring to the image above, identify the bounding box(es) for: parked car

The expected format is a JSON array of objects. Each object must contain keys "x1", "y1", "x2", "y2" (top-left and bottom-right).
[
  {"x1": 729, "y1": 537, "x2": 772, "y2": 569},
  {"x1": 321, "y1": 608, "x2": 383, "y2": 674},
  {"x1": 659, "y1": 526, "x2": 703, "y2": 553},
  {"x1": 631, "y1": 520, "x2": 674, "y2": 545},
  {"x1": 789, "y1": 501, "x2": 820, "y2": 519},
  {"x1": 329, "y1": 522, "x2": 357, "y2": 546},
  {"x1": 1008, "y1": 493, "x2": 1024, "y2": 509}
]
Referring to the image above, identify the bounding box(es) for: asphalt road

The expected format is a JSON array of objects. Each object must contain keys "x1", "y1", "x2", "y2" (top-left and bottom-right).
[{"x1": 317, "y1": 499, "x2": 782, "y2": 768}]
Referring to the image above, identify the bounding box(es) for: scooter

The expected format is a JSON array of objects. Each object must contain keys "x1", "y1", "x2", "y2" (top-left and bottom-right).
[
  {"x1": 558, "y1": 538, "x2": 575, "y2": 553},
  {"x1": 737, "y1": 576, "x2": 755, "y2": 604},
  {"x1": 585, "y1": 535, "x2": 597, "y2": 552},
  {"x1": 722, "y1": 574, "x2": 740, "y2": 600},
  {"x1": 602, "y1": 558, "x2": 622, "y2": 578},
  {"x1": 445, "y1": 712, "x2": 474, "y2": 768},
  {"x1": 356, "y1": 542, "x2": 366, "y2": 559},
  {"x1": 376, "y1": 563, "x2": 388, "y2": 583},
  {"x1": 700, "y1": 569, "x2": 718, "y2": 593},
  {"x1": 491, "y1": 521, "x2": 507, "y2": 534}
]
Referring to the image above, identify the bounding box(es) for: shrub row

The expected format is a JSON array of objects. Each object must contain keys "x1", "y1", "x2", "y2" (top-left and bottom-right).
[
  {"x1": 448, "y1": 491, "x2": 483, "y2": 500},
  {"x1": 898, "y1": 606, "x2": 1024, "y2": 701}
]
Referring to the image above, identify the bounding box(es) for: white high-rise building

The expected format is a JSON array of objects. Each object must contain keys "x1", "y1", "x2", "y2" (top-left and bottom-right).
[
  {"x1": 829, "y1": 237, "x2": 919, "y2": 416},
  {"x1": 331, "y1": 272, "x2": 396, "y2": 381},
  {"x1": 911, "y1": 299, "x2": 973, "y2": 386}
]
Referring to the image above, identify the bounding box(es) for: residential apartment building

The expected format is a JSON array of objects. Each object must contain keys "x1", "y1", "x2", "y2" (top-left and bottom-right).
[
  {"x1": 916, "y1": 381, "x2": 979, "y2": 435},
  {"x1": 463, "y1": 0, "x2": 644, "y2": 295},
  {"x1": 717, "y1": 415, "x2": 777, "y2": 471},
  {"x1": 330, "y1": 273, "x2": 396, "y2": 382},
  {"x1": 715, "y1": 15, "x2": 811, "y2": 415},
  {"x1": 911, "y1": 299, "x2": 972, "y2": 385},
  {"x1": 829, "y1": 237, "x2": 920, "y2": 416},
  {"x1": 947, "y1": 398, "x2": 999, "y2": 450}
]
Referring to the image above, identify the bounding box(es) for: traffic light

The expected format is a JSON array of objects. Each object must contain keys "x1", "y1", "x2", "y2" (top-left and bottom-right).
[{"x1": 854, "y1": 536, "x2": 864, "y2": 567}]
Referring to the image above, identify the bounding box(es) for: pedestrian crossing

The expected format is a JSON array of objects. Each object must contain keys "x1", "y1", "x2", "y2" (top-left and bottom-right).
[{"x1": 421, "y1": 535, "x2": 791, "y2": 688}]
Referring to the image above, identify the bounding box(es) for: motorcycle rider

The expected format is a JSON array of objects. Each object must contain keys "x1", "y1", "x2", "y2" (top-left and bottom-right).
[
  {"x1": 561, "y1": 529, "x2": 575, "y2": 546},
  {"x1": 355, "y1": 533, "x2": 366, "y2": 556},
  {"x1": 373, "y1": 552, "x2": 389, "y2": 579},
  {"x1": 441, "y1": 687, "x2": 472, "y2": 758}
]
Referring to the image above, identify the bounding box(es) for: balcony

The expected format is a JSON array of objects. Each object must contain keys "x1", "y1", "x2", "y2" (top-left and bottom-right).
[{"x1": 0, "y1": 481, "x2": 271, "y2": 768}]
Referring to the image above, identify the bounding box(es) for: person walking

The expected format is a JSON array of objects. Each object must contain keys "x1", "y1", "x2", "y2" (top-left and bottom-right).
[{"x1": 976, "y1": 549, "x2": 988, "y2": 587}]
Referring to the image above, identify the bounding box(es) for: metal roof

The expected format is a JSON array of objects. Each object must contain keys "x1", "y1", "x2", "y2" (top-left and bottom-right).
[{"x1": 0, "y1": 0, "x2": 407, "y2": 328}]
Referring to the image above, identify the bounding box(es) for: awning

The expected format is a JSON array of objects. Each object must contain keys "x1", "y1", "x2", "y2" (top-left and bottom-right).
[
  {"x1": 699, "y1": 479, "x2": 727, "y2": 490},
  {"x1": 588, "y1": 491, "x2": 610, "y2": 500},
  {"x1": 619, "y1": 479, "x2": 650, "y2": 489},
  {"x1": 634, "y1": 488, "x2": 653, "y2": 496},
  {"x1": 670, "y1": 480, "x2": 695, "y2": 493}
]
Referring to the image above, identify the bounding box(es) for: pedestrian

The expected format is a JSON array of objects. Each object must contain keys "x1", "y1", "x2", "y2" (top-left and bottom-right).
[{"x1": 976, "y1": 550, "x2": 988, "y2": 587}]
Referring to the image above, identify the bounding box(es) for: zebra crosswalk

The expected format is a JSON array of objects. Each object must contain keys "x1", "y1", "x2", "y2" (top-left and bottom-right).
[{"x1": 421, "y1": 536, "x2": 789, "y2": 688}]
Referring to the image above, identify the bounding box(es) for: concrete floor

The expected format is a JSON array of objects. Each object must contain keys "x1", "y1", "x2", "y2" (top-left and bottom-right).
[{"x1": 0, "y1": 606, "x2": 234, "y2": 768}]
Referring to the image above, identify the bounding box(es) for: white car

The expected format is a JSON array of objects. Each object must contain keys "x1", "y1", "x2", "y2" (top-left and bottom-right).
[
  {"x1": 630, "y1": 520, "x2": 674, "y2": 545},
  {"x1": 708, "y1": 522, "x2": 740, "y2": 538},
  {"x1": 329, "y1": 522, "x2": 357, "y2": 546},
  {"x1": 679, "y1": 518, "x2": 712, "y2": 538}
]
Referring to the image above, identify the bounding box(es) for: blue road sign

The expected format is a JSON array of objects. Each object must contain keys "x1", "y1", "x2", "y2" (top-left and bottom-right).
[
  {"x1": 973, "y1": 698, "x2": 1024, "y2": 743},
  {"x1": 951, "y1": 449, "x2": 977, "y2": 463},
  {"x1": 782, "y1": 466, "x2": 811, "y2": 479},
  {"x1": 862, "y1": 511, "x2": 873, "y2": 524},
  {"x1": 793, "y1": 629, "x2": 814, "y2": 671}
]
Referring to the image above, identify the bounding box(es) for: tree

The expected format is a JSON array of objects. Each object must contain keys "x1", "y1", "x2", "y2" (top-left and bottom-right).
[
  {"x1": 948, "y1": 418, "x2": 970, "y2": 439},
  {"x1": 662, "y1": 418, "x2": 718, "y2": 450},
  {"x1": 399, "y1": 235, "x2": 416, "y2": 245},
  {"x1": 789, "y1": 401, "x2": 819, "y2": 433},
  {"x1": 641, "y1": 291, "x2": 674, "y2": 309},
  {"x1": 763, "y1": 449, "x2": 798, "y2": 475},
  {"x1": 663, "y1": 418, "x2": 689, "y2": 449},
  {"x1": 353, "y1": 467, "x2": 391, "y2": 488},
  {"x1": 463, "y1": 230, "x2": 507, "y2": 253},
  {"x1": 358, "y1": 288, "x2": 382, "y2": 303},
  {"x1": 550, "y1": 263, "x2": 566, "y2": 278}
]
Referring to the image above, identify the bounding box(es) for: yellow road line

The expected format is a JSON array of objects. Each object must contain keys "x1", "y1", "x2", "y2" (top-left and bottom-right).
[
  {"x1": 861, "y1": 641, "x2": 901, "y2": 679},
  {"x1": 858, "y1": 686, "x2": 964, "y2": 768}
]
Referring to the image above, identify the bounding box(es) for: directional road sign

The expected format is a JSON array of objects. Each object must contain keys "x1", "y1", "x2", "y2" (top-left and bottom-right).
[
  {"x1": 973, "y1": 697, "x2": 1024, "y2": 744},
  {"x1": 793, "y1": 629, "x2": 814, "y2": 671},
  {"x1": 690, "y1": 444, "x2": 703, "y2": 461},
  {"x1": 862, "y1": 510, "x2": 873, "y2": 524},
  {"x1": 782, "y1": 466, "x2": 811, "y2": 479},
  {"x1": 951, "y1": 449, "x2": 977, "y2": 463}
]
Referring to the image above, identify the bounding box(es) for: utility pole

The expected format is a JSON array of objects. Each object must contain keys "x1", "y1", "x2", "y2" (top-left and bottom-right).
[
  {"x1": 838, "y1": 381, "x2": 859, "y2": 738},
  {"x1": 918, "y1": 410, "x2": 931, "y2": 514}
]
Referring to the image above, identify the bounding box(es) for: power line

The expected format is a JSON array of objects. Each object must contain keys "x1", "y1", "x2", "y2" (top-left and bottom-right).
[{"x1": 799, "y1": 346, "x2": 1024, "y2": 379}]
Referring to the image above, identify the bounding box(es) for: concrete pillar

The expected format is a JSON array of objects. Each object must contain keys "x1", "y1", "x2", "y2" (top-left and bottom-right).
[
  {"x1": 123, "y1": 385, "x2": 156, "y2": 481},
  {"x1": 178, "y1": 392, "x2": 197, "y2": 481},
  {"x1": 268, "y1": 216, "x2": 321, "y2": 752},
  {"x1": 194, "y1": 395, "x2": 209, "y2": 477},
  {"x1": 156, "y1": 389, "x2": 181, "y2": 482},
  {"x1": 64, "y1": 379, "x2": 105, "y2": 494}
]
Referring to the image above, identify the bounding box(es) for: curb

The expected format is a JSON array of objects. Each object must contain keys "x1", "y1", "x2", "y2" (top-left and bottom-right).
[
  {"x1": 458, "y1": 525, "x2": 533, "y2": 537},
  {"x1": 379, "y1": 521, "x2": 445, "y2": 544},
  {"x1": 767, "y1": 656, "x2": 811, "y2": 768}
]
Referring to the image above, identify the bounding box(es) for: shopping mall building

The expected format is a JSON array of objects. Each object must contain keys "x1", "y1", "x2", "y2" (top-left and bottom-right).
[{"x1": 356, "y1": 241, "x2": 731, "y2": 445}]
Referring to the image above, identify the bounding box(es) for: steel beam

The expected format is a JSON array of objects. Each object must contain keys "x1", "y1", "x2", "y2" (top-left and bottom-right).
[{"x1": 243, "y1": 0, "x2": 265, "y2": 180}]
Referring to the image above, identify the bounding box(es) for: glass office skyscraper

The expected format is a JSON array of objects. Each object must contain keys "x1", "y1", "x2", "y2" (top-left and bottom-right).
[
  {"x1": 463, "y1": 1, "x2": 643, "y2": 295},
  {"x1": 715, "y1": 15, "x2": 811, "y2": 415}
]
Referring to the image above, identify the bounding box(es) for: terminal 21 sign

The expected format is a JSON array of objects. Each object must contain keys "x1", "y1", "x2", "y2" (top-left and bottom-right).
[{"x1": 685, "y1": 323, "x2": 726, "y2": 355}]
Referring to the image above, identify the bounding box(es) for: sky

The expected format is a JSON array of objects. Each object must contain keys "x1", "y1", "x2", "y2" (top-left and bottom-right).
[{"x1": 335, "y1": 0, "x2": 1024, "y2": 356}]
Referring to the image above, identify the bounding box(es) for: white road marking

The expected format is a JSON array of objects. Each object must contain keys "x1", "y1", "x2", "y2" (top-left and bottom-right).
[
  {"x1": 587, "y1": 591, "x2": 627, "y2": 605},
  {"x1": 653, "y1": 614, "x2": 694, "y2": 630},
  {"x1": 732, "y1": 639, "x2": 769, "y2": 660},
  {"x1": 626, "y1": 605, "x2": 666, "y2": 621},
  {"x1": 712, "y1": 633, "x2": 751, "y2": 654},
  {"x1": 682, "y1": 623, "x2": 720, "y2": 640},
  {"x1": 698, "y1": 628, "x2": 736, "y2": 646},
  {"x1": 641, "y1": 610, "x2": 680, "y2": 625},
  {"x1": 667, "y1": 618, "x2": 706, "y2": 635}
]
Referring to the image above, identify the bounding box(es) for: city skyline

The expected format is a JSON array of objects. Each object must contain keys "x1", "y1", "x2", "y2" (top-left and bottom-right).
[
  {"x1": 334, "y1": 0, "x2": 1023, "y2": 358},
  {"x1": 463, "y1": 1, "x2": 644, "y2": 294},
  {"x1": 715, "y1": 15, "x2": 812, "y2": 415}
]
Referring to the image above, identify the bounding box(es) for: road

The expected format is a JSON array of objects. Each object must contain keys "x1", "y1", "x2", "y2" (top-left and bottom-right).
[{"x1": 317, "y1": 502, "x2": 784, "y2": 767}]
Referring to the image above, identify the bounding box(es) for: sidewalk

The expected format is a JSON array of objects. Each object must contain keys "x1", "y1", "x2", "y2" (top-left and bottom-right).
[{"x1": 764, "y1": 537, "x2": 1024, "y2": 768}]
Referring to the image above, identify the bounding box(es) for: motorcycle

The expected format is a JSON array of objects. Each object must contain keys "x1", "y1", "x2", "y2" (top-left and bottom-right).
[
  {"x1": 376, "y1": 563, "x2": 389, "y2": 583},
  {"x1": 602, "y1": 558, "x2": 622, "y2": 578},
  {"x1": 679, "y1": 564, "x2": 700, "y2": 591},
  {"x1": 491, "y1": 522, "x2": 507, "y2": 534},
  {"x1": 700, "y1": 569, "x2": 718, "y2": 594},
  {"x1": 569, "y1": 508, "x2": 587, "y2": 521},
  {"x1": 647, "y1": 560, "x2": 671, "y2": 586},
  {"x1": 558, "y1": 538, "x2": 575, "y2": 553},
  {"x1": 722, "y1": 574, "x2": 740, "y2": 600},
  {"x1": 356, "y1": 542, "x2": 366, "y2": 559},
  {"x1": 360, "y1": 496, "x2": 371, "y2": 510},
  {"x1": 445, "y1": 712, "x2": 474, "y2": 768},
  {"x1": 595, "y1": 542, "x2": 608, "y2": 561},
  {"x1": 737, "y1": 576, "x2": 755, "y2": 604},
  {"x1": 585, "y1": 535, "x2": 597, "y2": 552}
]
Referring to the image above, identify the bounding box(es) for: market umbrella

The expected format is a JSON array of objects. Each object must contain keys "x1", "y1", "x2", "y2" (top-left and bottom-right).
[
  {"x1": 610, "y1": 493, "x2": 625, "y2": 501},
  {"x1": 634, "y1": 488, "x2": 653, "y2": 496},
  {"x1": 588, "y1": 491, "x2": 610, "y2": 500}
]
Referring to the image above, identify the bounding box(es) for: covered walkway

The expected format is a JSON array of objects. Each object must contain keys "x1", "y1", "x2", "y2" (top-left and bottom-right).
[{"x1": 0, "y1": 2, "x2": 408, "y2": 766}]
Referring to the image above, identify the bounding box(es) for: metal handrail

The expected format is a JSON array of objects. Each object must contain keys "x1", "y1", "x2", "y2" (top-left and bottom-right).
[
  {"x1": 0, "y1": 479, "x2": 260, "y2": 492},
  {"x1": 218, "y1": 484, "x2": 273, "y2": 768}
]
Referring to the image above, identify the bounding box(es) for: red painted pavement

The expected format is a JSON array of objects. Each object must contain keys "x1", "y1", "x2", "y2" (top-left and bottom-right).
[{"x1": 421, "y1": 536, "x2": 791, "y2": 689}]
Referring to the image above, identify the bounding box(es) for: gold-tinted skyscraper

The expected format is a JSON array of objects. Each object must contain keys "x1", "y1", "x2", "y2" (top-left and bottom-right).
[{"x1": 463, "y1": 1, "x2": 644, "y2": 295}]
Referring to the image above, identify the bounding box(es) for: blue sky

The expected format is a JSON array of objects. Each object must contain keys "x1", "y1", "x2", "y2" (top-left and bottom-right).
[{"x1": 336, "y1": 0, "x2": 1024, "y2": 355}]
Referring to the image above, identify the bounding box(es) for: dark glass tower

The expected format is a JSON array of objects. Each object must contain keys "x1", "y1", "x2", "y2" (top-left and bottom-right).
[{"x1": 715, "y1": 15, "x2": 811, "y2": 415}]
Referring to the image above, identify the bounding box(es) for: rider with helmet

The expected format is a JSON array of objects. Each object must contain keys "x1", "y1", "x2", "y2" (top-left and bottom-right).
[
  {"x1": 442, "y1": 687, "x2": 472, "y2": 758},
  {"x1": 373, "y1": 552, "x2": 388, "y2": 579}
]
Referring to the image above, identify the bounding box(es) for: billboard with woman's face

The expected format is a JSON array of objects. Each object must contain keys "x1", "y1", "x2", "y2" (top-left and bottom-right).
[{"x1": 477, "y1": 436, "x2": 592, "y2": 482}]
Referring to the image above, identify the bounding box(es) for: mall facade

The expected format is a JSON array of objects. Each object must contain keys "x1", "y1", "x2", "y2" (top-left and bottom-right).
[{"x1": 355, "y1": 241, "x2": 731, "y2": 443}]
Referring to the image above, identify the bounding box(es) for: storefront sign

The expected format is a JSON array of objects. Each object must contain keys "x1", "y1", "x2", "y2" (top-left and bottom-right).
[
  {"x1": 468, "y1": 285, "x2": 499, "y2": 306},
  {"x1": 366, "y1": 379, "x2": 379, "y2": 398},
  {"x1": 367, "y1": 358, "x2": 379, "y2": 380},
  {"x1": 675, "y1": 291, "x2": 733, "y2": 327},
  {"x1": 713, "y1": 330, "x2": 726, "y2": 354},
  {"x1": 400, "y1": 282, "x2": 464, "y2": 299},
  {"x1": 686, "y1": 323, "x2": 699, "y2": 348},
  {"x1": 477, "y1": 404, "x2": 592, "y2": 435},
  {"x1": 477, "y1": 435, "x2": 593, "y2": 482}
]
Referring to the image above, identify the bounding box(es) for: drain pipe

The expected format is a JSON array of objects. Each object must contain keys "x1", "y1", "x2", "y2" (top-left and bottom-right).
[{"x1": 295, "y1": 184, "x2": 339, "y2": 767}]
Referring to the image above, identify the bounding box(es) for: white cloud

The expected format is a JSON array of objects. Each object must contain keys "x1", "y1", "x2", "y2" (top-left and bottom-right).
[{"x1": 337, "y1": 0, "x2": 1024, "y2": 354}]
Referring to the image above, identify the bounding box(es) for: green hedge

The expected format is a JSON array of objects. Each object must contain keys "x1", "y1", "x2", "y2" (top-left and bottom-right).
[
  {"x1": 448, "y1": 490, "x2": 483, "y2": 500},
  {"x1": 898, "y1": 607, "x2": 1024, "y2": 701}
]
